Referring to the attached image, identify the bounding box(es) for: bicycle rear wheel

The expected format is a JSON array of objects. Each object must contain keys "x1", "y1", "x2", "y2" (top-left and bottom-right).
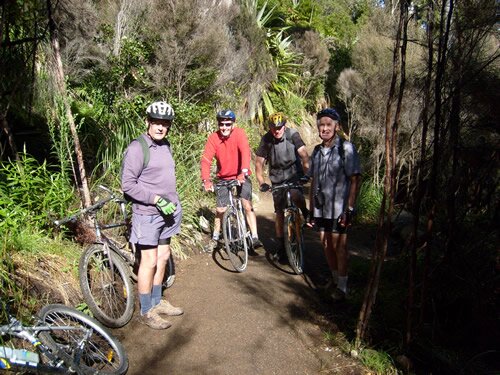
[
  {"x1": 38, "y1": 304, "x2": 128, "y2": 375},
  {"x1": 162, "y1": 256, "x2": 176, "y2": 289},
  {"x1": 284, "y1": 211, "x2": 304, "y2": 275},
  {"x1": 133, "y1": 248, "x2": 175, "y2": 289},
  {"x1": 79, "y1": 244, "x2": 135, "y2": 328},
  {"x1": 222, "y1": 207, "x2": 248, "y2": 272}
]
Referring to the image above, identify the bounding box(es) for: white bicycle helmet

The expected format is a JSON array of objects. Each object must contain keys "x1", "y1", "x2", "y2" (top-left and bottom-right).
[{"x1": 146, "y1": 101, "x2": 175, "y2": 120}]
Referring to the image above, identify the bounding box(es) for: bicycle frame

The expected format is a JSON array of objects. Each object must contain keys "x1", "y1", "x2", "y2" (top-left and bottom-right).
[
  {"x1": 271, "y1": 182, "x2": 305, "y2": 274},
  {"x1": 1, "y1": 314, "x2": 85, "y2": 373},
  {"x1": 215, "y1": 180, "x2": 250, "y2": 272}
]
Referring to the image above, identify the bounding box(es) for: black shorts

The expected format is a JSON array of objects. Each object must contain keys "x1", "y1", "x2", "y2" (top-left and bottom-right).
[
  {"x1": 272, "y1": 186, "x2": 303, "y2": 212},
  {"x1": 216, "y1": 177, "x2": 253, "y2": 208},
  {"x1": 313, "y1": 217, "x2": 347, "y2": 234}
]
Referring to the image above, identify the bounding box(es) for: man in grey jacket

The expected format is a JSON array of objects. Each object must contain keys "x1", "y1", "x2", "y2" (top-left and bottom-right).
[
  {"x1": 121, "y1": 101, "x2": 183, "y2": 329},
  {"x1": 307, "y1": 108, "x2": 361, "y2": 302}
]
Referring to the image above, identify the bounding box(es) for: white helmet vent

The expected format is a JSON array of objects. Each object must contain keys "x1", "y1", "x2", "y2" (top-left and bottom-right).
[{"x1": 146, "y1": 101, "x2": 175, "y2": 120}]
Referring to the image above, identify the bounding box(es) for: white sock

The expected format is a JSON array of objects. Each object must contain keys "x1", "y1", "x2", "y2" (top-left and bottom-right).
[
  {"x1": 212, "y1": 232, "x2": 219, "y2": 241},
  {"x1": 337, "y1": 276, "x2": 348, "y2": 293},
  {"x1": 331, "y1": 270, "x2": 339, "y2": 284}
]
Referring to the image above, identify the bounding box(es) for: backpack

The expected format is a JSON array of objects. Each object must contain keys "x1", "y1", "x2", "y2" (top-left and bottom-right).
[{"x1": 136, "y1": 134, "x2": 150, "y2": 170}]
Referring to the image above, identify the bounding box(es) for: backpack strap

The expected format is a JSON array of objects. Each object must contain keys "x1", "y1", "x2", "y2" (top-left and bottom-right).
[
  {"x1": 136, "y1": 134, "x2": 150, "y2": 170},
  {"x1": 338, "y1": 137, "x2": 345, "y2": 165}
]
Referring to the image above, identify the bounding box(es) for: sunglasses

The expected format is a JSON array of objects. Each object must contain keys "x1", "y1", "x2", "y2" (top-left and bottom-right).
[{"x1": 218, "y1": 122, "x2": 233, "y2": 128}]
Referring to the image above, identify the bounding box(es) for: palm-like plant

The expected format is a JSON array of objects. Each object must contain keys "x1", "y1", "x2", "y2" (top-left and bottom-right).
[{"x1": 245, "y1": 1, "x2": 303, "y2": 120}]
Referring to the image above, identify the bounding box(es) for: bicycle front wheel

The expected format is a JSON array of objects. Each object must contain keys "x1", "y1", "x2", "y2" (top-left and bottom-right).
[
  {"x1": 284, "y1": 211, "x2": 304, "y2": 275},
  {"x1": 38, "y1": 304, "x2": 128, "y2": 375},
  {"x1": 79, "y1": 244, "x2": 135, "y2": 328},
  {"x1": 222, "y1": 207, "x2": 248, "y2": 272}
]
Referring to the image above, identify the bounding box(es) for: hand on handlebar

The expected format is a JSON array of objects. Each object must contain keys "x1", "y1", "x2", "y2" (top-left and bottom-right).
[
  {"x1": 299, "y1": 175, "x2": 310, "y2": 185},
  {"x1": 259, "y1": 183, "x2": 270, "y2": 192},
  {"x1": 203, "y1": 180, "x2": 214, "y2": 192},
  {"x1": 236, "y1": 173, "x2": 246, "y2": 185}
]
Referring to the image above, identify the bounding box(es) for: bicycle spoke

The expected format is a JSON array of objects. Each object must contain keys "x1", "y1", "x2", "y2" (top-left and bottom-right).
[
  {"x1": 41, "y1": 312, "x2": 119, "y2": 372},
  {"x1": 223, "y1": 209, "x2": 248, "y2": 272},
  {"x1": 285, "y1": 212, "x2": 304, "y2": 274}
]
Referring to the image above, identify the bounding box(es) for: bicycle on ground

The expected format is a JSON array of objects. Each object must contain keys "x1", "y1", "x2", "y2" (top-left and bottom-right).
[
  {"x1": 54, "y1": 185, "x2": 175, "y2": 328},
  {"x1": 214, "y1": 179, "x2": 253, "y2": 272},
  {"x1": 0, "y1": 302, "x2": 128, "y2": 374},
  {"x1": 267, "y1": 182, "x2": 306, "y2": 275}
]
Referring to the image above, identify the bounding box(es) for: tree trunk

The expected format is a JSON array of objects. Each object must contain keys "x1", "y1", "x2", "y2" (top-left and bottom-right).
[
  {"x1": 0, "y1": 112, "x2": 19, "y2": 161},
  {"x1": 405, "y1": 0, "x2": 434, "y2": 347},
  {"x1": 47, "y1": 0, "x2": 92, "y2": 208},
  {"x1": 419, "y1": 0, "x2": 454, "y2": 325},
  {"x1": 355, "y1": 0, "x2": 408, "y2": 346}
]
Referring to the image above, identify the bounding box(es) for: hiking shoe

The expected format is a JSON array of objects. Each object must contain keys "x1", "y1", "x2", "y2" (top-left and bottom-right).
[
  {"x1": 272, "y1": 250, "x2": 288, "y2": 265},
  {"x1": 330, "y1": 288, "x2": 346, "y2": 302},
  {"x1": 318, "y1": 278, "x2": 336, "y2": 291},
  {"x1": 138, "y1": 309, "x2": 172, "y2": 329},
  {"x1": 203, "y1": 239, "x2": 218, "y2": 254},
  {"x1": 153, "y1": 300, "x2": 184, "y2": 316},
  {"x1": 252, "y1": 238, "x2": 263, "y2": 248}
]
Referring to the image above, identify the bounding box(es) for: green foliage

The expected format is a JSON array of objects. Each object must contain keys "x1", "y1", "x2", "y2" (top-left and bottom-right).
[
  {"x1": 356, "y1": 180, "x2": 383, "y2": 223},
  {"x1": 0, "y1": 154, "x2": 76, "y2": 237},
  {"x1": 358, "y1": 348, "x2": 398, "y2": 374}
]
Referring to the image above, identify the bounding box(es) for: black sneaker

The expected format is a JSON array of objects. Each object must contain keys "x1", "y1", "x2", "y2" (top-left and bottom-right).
[
  {"x1": 252, "y1": 238, "x2": 263, "y2": 248},
  {"x1": 330, "y1": 288, "x2": 346, "y2": 302}
]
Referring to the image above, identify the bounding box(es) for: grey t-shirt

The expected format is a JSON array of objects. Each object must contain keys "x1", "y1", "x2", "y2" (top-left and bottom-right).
[
  {"x1": 255, "y1": 127, "x2": 306, "y2": 184},
  {"x1": 308, "y1": 136, "x2": 361, "y2": 220}
]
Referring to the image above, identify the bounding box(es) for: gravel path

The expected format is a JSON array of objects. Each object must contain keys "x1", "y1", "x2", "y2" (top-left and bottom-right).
[{"x1": 114, "y1": 192, "x2": 368, "y2": 375}]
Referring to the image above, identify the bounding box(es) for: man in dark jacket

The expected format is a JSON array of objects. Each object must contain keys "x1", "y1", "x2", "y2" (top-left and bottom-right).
[{"x1": 255, "y1": 112, "x2": 310, "y2": 263}]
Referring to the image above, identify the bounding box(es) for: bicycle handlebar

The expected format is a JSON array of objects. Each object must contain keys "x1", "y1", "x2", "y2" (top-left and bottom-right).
[
  {"x1": 214, "y1": 179, "x2": 240, "y2": 191},
  {"x1": 54, "y1": 185, "x2": 126, "y2": 226},
  {"x1": 269, "y1": 182, "x2": 304, "y2": 193}
]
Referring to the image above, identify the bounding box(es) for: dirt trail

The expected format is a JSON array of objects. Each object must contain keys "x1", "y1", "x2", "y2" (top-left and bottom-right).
[{"x1": 114, "y1": 192, "x2": 368, "y2": 375}]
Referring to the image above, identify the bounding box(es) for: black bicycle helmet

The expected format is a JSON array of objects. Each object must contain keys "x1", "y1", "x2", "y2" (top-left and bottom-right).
[
  {"x1": 216, "y1": 109, "x2": 236, "y2": 122},
  {"x1": 317, "y1": 108, "x2": 340, "y2": 122},
  {"x1": 146, "y1": 101, "x2": 175, "y2": 120}
]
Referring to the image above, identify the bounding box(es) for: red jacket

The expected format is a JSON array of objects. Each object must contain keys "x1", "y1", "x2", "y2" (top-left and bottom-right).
[{"x1": 201, "y1": 127, "x2": 252, "y2": 181}]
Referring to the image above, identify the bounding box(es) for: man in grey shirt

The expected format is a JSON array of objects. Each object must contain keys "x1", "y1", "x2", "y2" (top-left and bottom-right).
[
  {"x1": 307, "y1": 108, "x2": 361, "y2": 301},
  {"x1": 121, "y1": 101, "x2": 183, "y2": 329}
]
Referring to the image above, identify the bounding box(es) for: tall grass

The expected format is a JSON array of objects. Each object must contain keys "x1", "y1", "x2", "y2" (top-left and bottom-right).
[
  {"x1": 356, "y1": 179, "x2": 383, "y2": 223},
  {"x1": 0, "y1": 153, "x2": 80, "y2": 311}
]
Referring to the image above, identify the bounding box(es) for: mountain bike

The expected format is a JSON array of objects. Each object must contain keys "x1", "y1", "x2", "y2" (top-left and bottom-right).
[
  {"x1": 269, "y1": 182, "x2": 305, "y2": 275},
  {"x1": 0, "y1": 303, "x2": 128, "y2": 374},
  {"x1": 55, "y1": 185, "x2": 175, "y2": 328},
  {"x1": 215, "y1": 179, "x2": 252, "y2": 272}
]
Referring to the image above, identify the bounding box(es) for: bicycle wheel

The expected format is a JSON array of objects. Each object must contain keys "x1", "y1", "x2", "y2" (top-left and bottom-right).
[
  {"x1": 162, "y1": 256, "x2": 176, "y2": 289},
  {"x1": 38, "y1": 304, "x2": 128, "y2": 375},
  {"x1": 222, "y1": 207, "x2": 248, "y2": 272},
  {"x1": 133, "y1": 249, "x2": 175, "y2": 289},
  {"x1": 284, "y1": 210, "x2": 304, "y2": 274},
  {"x1": 79, "y1": 244, "x2": 135, "y2": 328}
]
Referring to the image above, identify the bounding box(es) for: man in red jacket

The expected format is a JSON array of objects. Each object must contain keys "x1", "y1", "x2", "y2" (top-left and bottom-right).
[{"x1": 201, "y1": 110, "x2": 262, "y2": 253}]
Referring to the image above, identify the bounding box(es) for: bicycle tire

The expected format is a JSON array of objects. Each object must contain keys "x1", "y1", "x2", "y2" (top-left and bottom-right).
[
  {"x1": 38, "y1": 304, "x2": 128, "y2": 375},
  {"x1": 132, "y1": 247, "x2": 176, "y2": 288},
  {"x1": 162, "y1": 256, "x2": 176, "y2": 289},
  {"x1": 284, "y1": 211, "x2": 304, "y2": 274},
  {"x1": 79, "y1": 244, "x2": 135, "y2": 328},
  {"x1": 222, "y1": 207, "x2": 248, "y2": 272}
]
